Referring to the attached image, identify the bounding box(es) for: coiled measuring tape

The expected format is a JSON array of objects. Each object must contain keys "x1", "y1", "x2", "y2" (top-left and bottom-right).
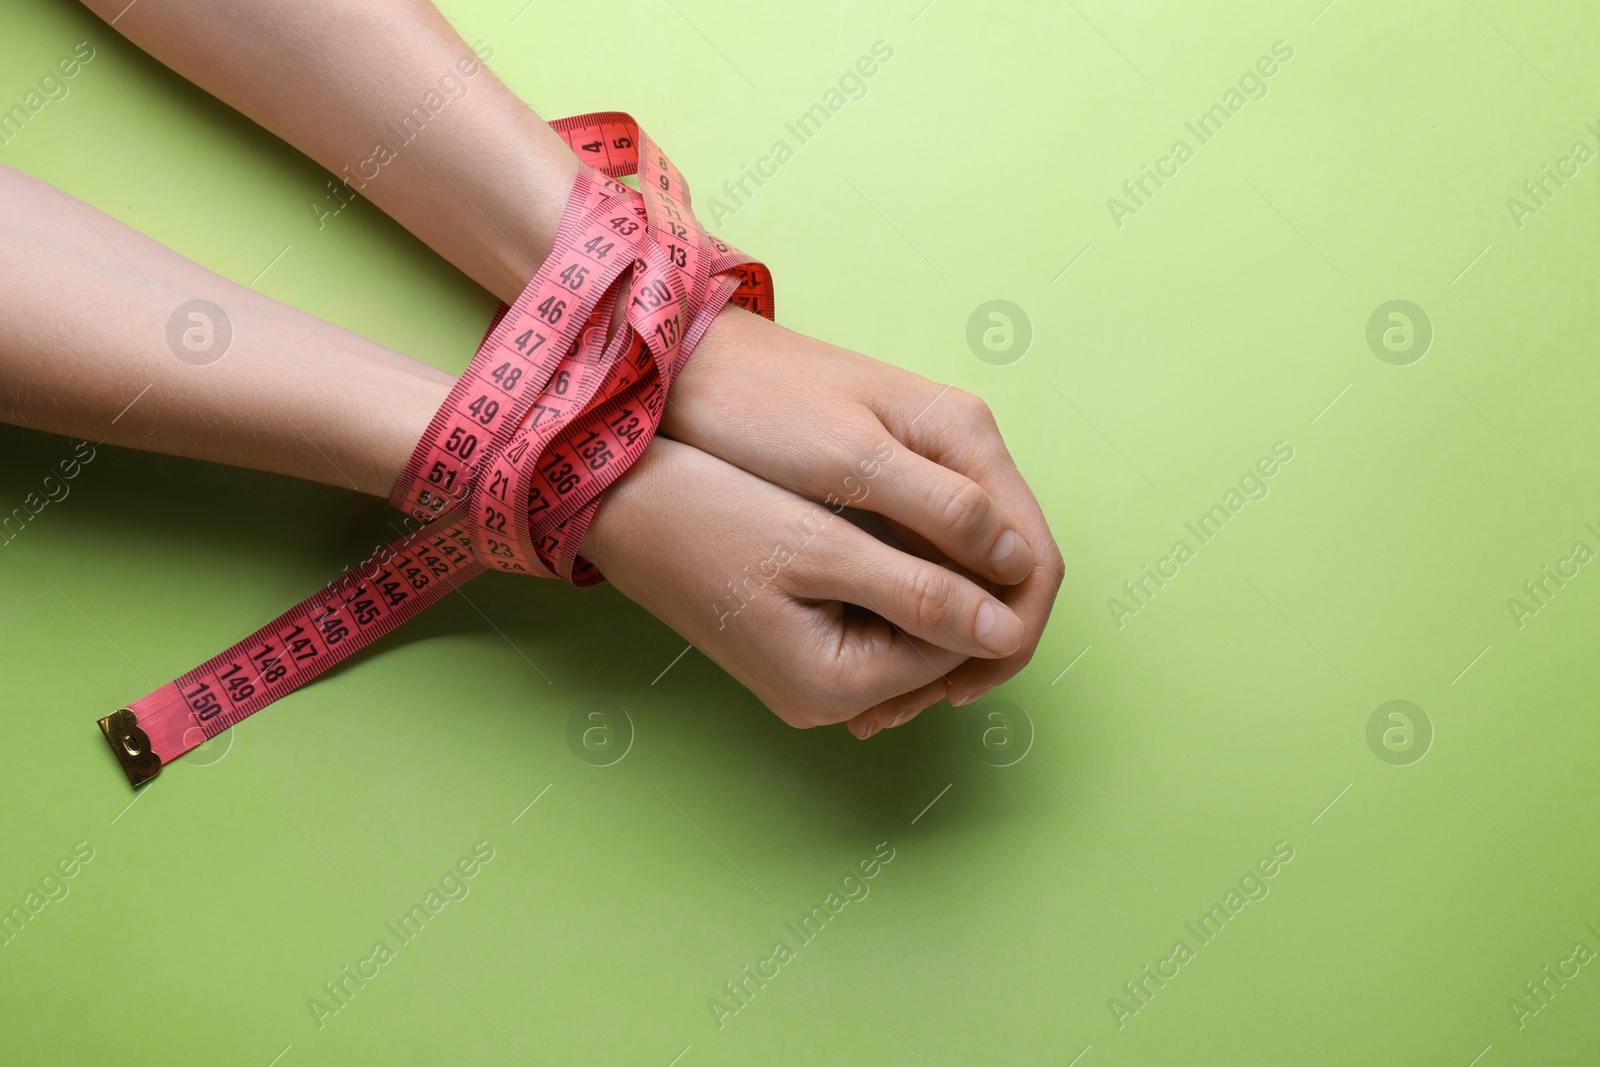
[{"x1": 97, "y1": 113, "x2": 773, "y2": 787}]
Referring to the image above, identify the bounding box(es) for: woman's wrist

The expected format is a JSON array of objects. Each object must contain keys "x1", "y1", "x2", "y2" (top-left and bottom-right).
[
  {"x1": 440, "y1": 132, "x2": 580, "y2": 304},
  {"x1": 660, "y1": 302, "x2": 773, "y2": 448},
  {"x1": 579, "y1": 436, "x2": 667, "y2": 576},
  {"x1": 361, "y1": 366, "x2": 455, "y2": 500}
]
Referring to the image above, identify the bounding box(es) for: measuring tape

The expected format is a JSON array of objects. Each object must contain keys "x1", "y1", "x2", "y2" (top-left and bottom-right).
[{"x1": 97, "y1": 113, "x2": 774, "y2": 787}]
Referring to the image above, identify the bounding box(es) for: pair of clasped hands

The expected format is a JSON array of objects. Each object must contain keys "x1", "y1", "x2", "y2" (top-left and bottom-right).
[{"x1": 3, "y1": 0, "x2": 1062, "y2": 738}]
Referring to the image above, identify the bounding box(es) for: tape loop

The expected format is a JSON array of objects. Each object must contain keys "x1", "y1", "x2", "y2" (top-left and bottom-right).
[{"x1": 101, "y1": 113, "x2": 774, "y2": 786}]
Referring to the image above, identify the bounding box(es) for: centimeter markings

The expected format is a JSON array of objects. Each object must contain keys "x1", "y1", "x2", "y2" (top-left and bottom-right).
[
  {"x1": 98, "y1": 112, "x2": 774, "y2": 788},
  {"x1": 393, "y1": 175, "x2": 638, "y2": 526},
  {"x1": 190, "y1": 519, "x2": 481, "y2": 731},
  {"x1": 397, "y1": 169, "x2": 634, "y2": 510}
]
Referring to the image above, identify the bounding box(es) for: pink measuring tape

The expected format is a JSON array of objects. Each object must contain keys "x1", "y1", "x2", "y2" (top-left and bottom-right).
[{"x1": 97, "y1": 112, "x2": 774, "y2": 787}]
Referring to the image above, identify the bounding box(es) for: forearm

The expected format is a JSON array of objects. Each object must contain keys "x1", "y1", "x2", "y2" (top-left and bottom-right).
[
  {"x1": 0, "y1": 165, "x2": 449, "y2": 497},
  {"x1": 82, "y1": 0, "x2": 761, "y2": 439},
  {"x1": 81, "y1": 0, "x2": 578, "y2": 307},
  {"x1": 60, "y1": 0, "x2": 1059, "y2": 729}
]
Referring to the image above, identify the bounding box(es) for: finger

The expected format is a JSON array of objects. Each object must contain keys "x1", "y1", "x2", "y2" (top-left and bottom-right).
[
  {"x1": 847, "y1": 678, "x2": 947, "y2": 739},
  {"x1": 888, "y1": 388, "x2": 1053, "y2": 568},
  {"x1": 885, "y1": 387, "x2": 1064, "y2": 702},
  {"x1": 940, "y1": 525, "x2": 1064, "y2": 704},
  {"x1": 861, "y1": 447, "x2": 1034, "y2": 586},
  {"x1": 884, "y1": 387, "x2": 1052, "y2": 563},
  {"x1": 939, "y1": 461, "x2": 1063, "y2": 703},
  {"x1": 788, "y1": 519, "x2": 1026, "y2": 662},
  {"x1": 803, "y1": 600, "x2": 966, "y2": 725}
]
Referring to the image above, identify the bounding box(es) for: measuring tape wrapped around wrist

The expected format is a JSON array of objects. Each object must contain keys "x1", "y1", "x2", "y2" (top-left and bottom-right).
[{"x1": 96, "y1": 112, "x2": 774, "y2": 788}]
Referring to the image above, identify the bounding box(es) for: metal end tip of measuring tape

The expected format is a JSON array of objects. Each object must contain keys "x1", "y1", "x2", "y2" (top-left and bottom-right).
[{"x1": 98, "y1": 708, "x2": 162, "y2": 789}]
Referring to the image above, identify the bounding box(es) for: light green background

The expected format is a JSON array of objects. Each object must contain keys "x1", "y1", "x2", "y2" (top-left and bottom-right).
[{"x1": 4, "y1": 1, "x2": 1600, "y2": 1063}]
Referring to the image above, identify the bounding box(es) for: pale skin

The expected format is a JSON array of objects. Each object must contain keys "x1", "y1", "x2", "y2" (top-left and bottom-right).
[{"x1": 1, "y1": 0, "x2": 1063, "y2": 737}]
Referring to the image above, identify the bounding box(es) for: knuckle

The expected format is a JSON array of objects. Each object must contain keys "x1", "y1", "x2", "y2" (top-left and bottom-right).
[
  {"x1": 842, "y1": 426, "x2": 895, "y2": 481},
  {"x1": 780, "y1": 509, "x2": 841, "y2": 573},
  {"x1": 1041, "y1": 543, "x2": 1066, "y2": 589},
  {"x1": 936, "y1": 478, "x2": 990, "y2": 540},
  {"x1": 950, "y1": 388, "x2": 997, "y2": 428},
  {"x1": 819, "y1": 655, "x2": 875, "y2": 714},
  {"x1": 902, "y1": 565, "x2": 954, "y2": 633}
]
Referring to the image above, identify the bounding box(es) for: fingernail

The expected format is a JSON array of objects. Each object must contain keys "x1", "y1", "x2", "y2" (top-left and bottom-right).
[
  {"x1": 974, "y1": 601, "x2": 1024, "y2": 656},
  {"x1": 865, "y1": 719, "x2": 885, "y2": 738},
  {"x1": 988, "y1": 530, "x2": 1033, "y2": 584},
  {"x1": 890, "y1": 710, "x2": 908, "y2": 727},
  {"x1": 950, "y1": 686, "x2": 991, "y2": 707}
]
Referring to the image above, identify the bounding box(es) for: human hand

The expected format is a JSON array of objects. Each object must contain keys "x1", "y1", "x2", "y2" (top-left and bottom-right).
[
  {"x1": 663, "y1": 305, "x2": 1065, "y2": 732},
  {"x1": 580, "y1": 437, "x2": 1030, "y2": 733},
  {"x1": 74, "y1": 0, "x2": 1061, "y2": 736}
]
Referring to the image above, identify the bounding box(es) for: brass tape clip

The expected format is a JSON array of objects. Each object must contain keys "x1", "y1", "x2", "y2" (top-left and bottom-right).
[{"x1": 98, "y1": 708, "x2": 162, "y2": 789}]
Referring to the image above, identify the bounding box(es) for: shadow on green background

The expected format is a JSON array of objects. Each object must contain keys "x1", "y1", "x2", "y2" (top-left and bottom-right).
[{"x1": 4, "y1": 1, "x2": 1600, "y2": 1064}]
